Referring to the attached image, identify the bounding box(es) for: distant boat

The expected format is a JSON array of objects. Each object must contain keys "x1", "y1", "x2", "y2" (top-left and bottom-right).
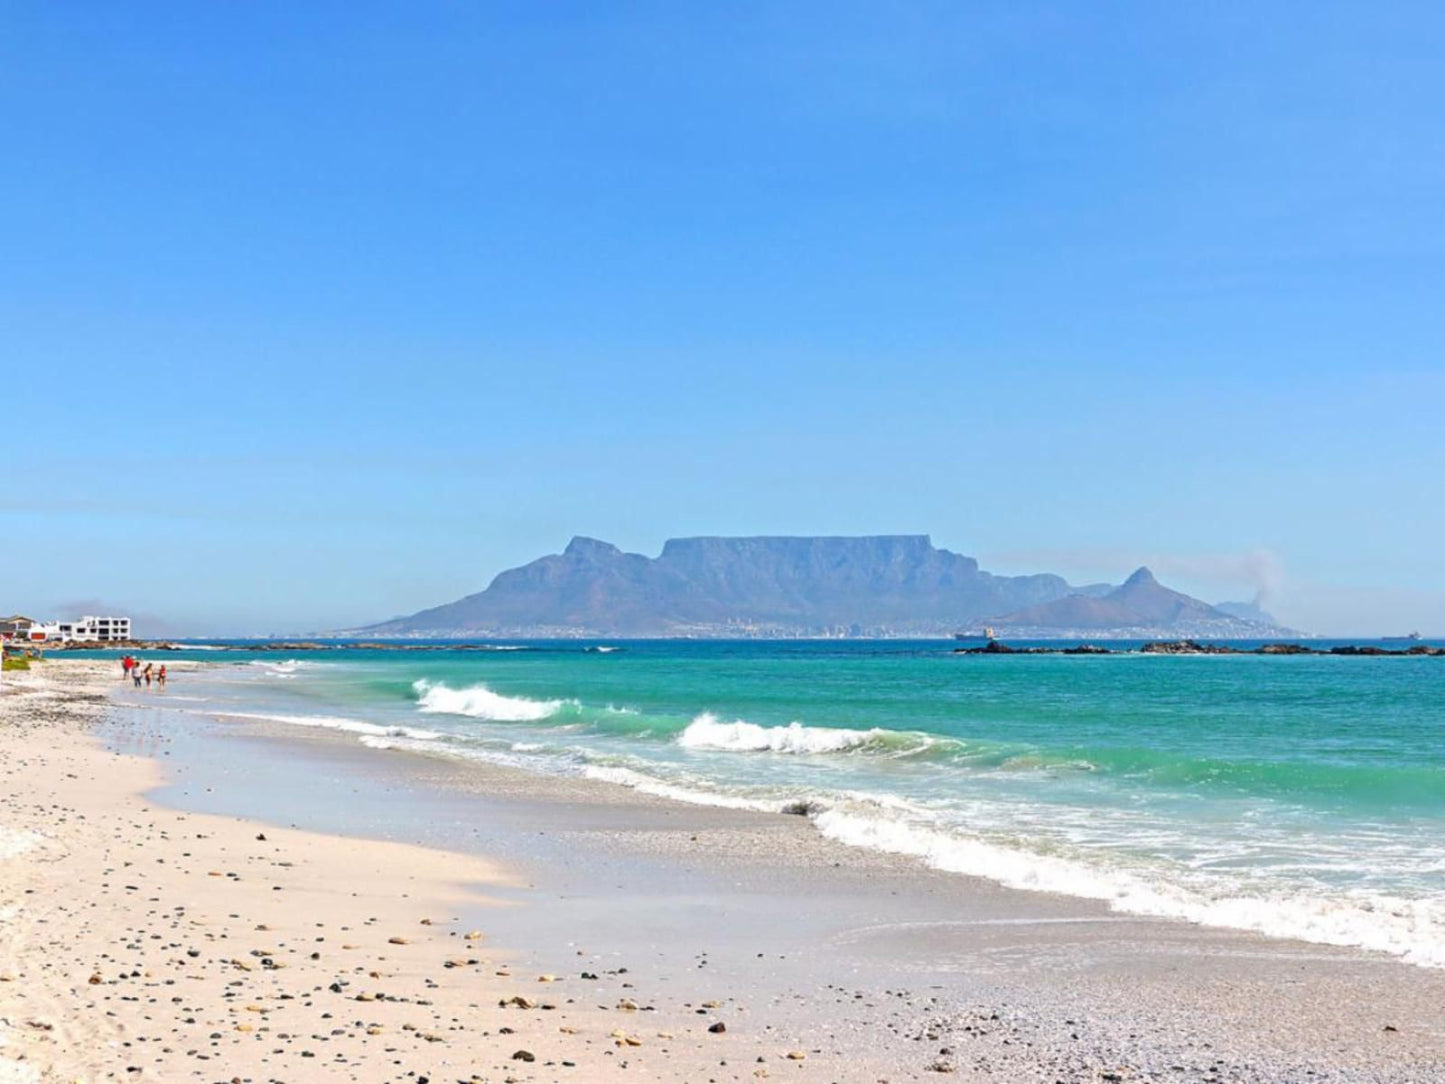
[
  {"x1": 1382, "y1": 631, "x2": 1423, "y2": 643},
  {"x1": 953, "y1": 626, "x2": 996, "y2": 641}
]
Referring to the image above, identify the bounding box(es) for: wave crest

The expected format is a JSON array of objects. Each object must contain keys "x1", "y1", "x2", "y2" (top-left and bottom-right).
[
  {"x1": 677, "y1": 713, "x2": 916, "y2": 755},
  {"x1": 412, "y1": 679, "x2": 566, "y2": 722}
]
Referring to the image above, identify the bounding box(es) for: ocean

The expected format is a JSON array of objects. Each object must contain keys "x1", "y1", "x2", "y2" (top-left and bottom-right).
[{"x1": 116, "y1": 640, "x2": 1445, "y2": 967}]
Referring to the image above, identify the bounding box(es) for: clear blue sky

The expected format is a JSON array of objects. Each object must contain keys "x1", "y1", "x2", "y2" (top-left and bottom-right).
[{"x1": 4, "y1": 3, "x2": 1442, "y2": 635}]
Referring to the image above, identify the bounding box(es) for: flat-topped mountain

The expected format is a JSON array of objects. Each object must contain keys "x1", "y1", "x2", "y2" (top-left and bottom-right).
[
  {"x1": 366, "y1": 535, "x2": 1075, "y2": 637},
  {"x1": 361, "y1": 539, "x2": 1296, "y2": 639}
]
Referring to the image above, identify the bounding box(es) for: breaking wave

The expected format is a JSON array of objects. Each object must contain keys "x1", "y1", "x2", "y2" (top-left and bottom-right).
[
  {"x1": 676, "y1": 713, "x2": 930, "y2": 756},
  {"x1": 412, "y1": 679, "x2": 568, "y2": 722}
]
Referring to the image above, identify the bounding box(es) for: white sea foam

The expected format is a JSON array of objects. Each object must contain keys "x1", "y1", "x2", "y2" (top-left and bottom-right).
[
  {"x1": 358, "y1": 735, "x2": 403, "y2": 750},
  {"x1": 677, "y1": 713, "x2": 887, "y2": 754},
  {"x1": 412, "y1": 679, "x2": 567, "y2": 721},
  {"x1": 214, "y1": 711, "x2": 441, "y2": 742},
  {"x1": 245, "y1": 658, "x2": 318, "y2": 679},
  {"x1": 561, "y1": 749, "x2": 1445, "y2": 968},
  {"x1": 581, "y1": 765, "x2": 784, "y2": 812},
  {"x1": 811, "y1": 808, "x2": 1445, "y2": 968}
]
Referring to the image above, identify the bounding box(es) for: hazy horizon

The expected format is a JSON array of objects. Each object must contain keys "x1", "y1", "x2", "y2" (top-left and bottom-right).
[
  {"x1": 5, "y1": 5, "x2": 1443, "y2": 637},
  {"x1": 13, "y1": 533, "x2": 1437, "y2": 640}
]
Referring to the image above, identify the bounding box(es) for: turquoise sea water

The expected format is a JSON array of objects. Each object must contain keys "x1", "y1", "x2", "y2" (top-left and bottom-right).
[{"x1": 122, "y1": 641, "x2": 1445, "y2": 966}]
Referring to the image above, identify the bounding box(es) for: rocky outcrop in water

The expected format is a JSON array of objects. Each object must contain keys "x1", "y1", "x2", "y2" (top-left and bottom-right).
[{"x1": 955, "y1": 640, "x2": 1445, "y2": 657}]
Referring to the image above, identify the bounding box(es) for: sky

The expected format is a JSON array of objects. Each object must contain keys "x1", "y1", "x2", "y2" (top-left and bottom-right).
[{"x1": 3, "y1": 2, "x2": 1443, "y2": 636}]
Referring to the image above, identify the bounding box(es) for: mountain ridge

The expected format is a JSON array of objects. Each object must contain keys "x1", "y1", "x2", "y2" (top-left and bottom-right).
[
  {"x1": 989, "y1": 566, "x2": 1243, "y2": 634},
  {"x1": 361, "y1": 537, "x2": 1294, "y2": 638}
]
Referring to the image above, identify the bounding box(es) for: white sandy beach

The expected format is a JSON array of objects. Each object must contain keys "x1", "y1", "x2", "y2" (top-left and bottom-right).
[
  {"x1": 3, "y1": 659, "x2": 1444, "y2": 1083},
  {"x1": 2, "y1": 661, "x2": 873, "y2": 1083}
]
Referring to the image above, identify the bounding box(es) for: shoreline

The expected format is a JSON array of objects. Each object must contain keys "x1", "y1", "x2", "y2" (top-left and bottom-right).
[
  {"x1": 2, "y1": 661, "x2": 896, "y2": 1083},
  {"x1": 35, "y1": 636, "x2": 1445, "y2": 656},
  {"x1": 5, "y1": 660, "x2": 1445, "y2": 1081}
]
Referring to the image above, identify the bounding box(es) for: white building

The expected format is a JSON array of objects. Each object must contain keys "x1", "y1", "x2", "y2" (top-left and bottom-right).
[
  {"x1": 1, "y1": 615, "x2": 133, "y2": 643},
  {"x1": 58, "y1": 615, "x2": 132, "y2": 642}
]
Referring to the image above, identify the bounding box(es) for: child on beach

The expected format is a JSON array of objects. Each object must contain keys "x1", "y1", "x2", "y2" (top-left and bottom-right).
[{"x1": 143, "y1": 663, "x2": 153, "y2": 687}]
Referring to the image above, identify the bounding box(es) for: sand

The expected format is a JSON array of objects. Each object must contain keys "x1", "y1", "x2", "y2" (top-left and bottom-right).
[
  {"x1": 1, "y1": 661, "x2": 868, "y2": 1082},
  {"x1": 3, "y1": 659, "x2": 1445, "y2": 1083}
]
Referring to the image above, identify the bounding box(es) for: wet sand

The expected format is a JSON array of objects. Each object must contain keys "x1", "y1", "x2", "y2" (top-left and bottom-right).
[{"x1": 3, "y1": 659, "x2": 1444, "y2": 1082}]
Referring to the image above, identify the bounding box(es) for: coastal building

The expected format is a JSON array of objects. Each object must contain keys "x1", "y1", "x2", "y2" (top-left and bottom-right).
[
  {"x1": 59, "y1": 615, "x2": 132, "y2": 642},
  {"x1": 0, "y1": 615, "x2": 42, "y2": 643},
  {"x1": 0, "y1": 614, "x2": 132, "y2": 642}
]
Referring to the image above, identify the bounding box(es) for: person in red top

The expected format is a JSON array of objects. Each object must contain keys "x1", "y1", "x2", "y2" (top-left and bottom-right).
[{"x1": 122, "y1": 655, "x2": 133, "y2": 679}]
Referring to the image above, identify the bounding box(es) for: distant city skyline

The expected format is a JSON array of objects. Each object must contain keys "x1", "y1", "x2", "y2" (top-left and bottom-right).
[{"x1": 4, "y1": 4, "x2": 1443, "y2": 636}]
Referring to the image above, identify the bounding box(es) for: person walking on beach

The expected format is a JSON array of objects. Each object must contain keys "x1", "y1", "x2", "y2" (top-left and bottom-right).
[
  {"x1": 157, "y1": 665, "x2": 167, "y2": 688},
  {"x1": 132, "y1": 663, "x2": 143, "y2": 688},
  {"x1": 122, "y1": 655, "x2": 133, "y2": 680},
  {"x1": 143, "y1": 663, "x2": 153, "y2": 688}
]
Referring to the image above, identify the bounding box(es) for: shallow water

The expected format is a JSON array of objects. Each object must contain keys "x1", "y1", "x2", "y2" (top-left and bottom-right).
[{"x1": 106, "y1": 640, "x2": 1445, "y2": 966}]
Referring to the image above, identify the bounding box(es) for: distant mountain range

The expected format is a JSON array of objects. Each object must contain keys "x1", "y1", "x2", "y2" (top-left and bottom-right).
[
  {"x1": 985, "y1": 567, "x2": 1293, "y2": 638},
  {"x1": 358, "y1": 535, "x2": 1296, "y2": 639}
]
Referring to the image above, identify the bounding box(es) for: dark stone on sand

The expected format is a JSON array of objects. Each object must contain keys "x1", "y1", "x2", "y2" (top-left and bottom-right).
[
  {"x1": 512, "y1": 1049, "x2": 536, "y2": 1061},
  {"x1": 708, "y1": 1021, "x2": 727, "y2": 1033}
]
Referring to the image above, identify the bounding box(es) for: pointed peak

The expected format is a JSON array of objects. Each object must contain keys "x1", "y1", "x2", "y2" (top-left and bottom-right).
[
  {"x1": 564, "y1": 536, "x2": 621, "y2": 559},
  {"x1": 1123, "y1": 566, "x2": 1158, "y2": 587}
]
